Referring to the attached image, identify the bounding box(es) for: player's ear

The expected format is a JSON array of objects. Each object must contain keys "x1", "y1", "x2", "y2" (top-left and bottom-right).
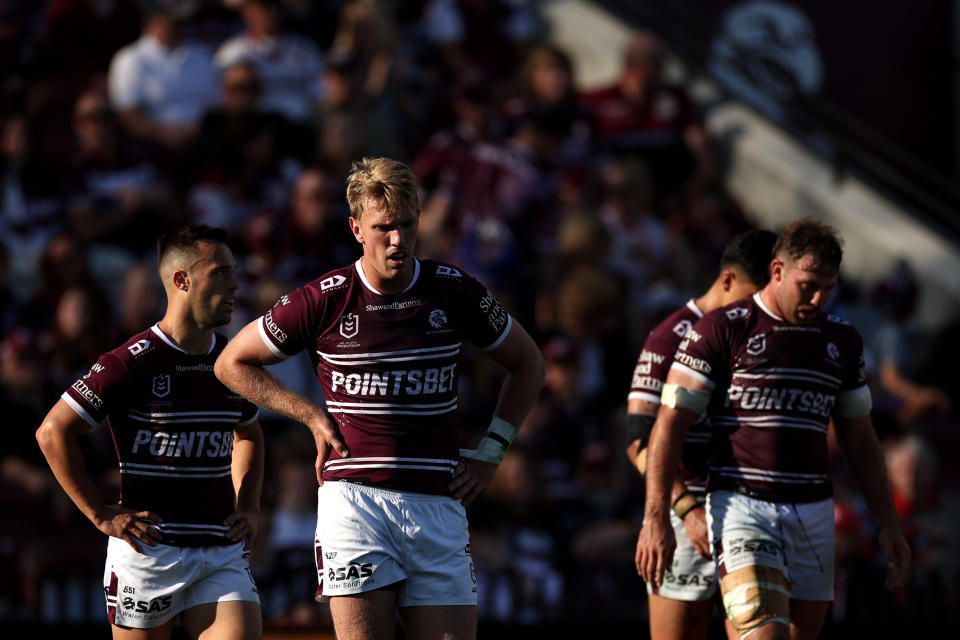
[
  {"x1": 720, "y1": 269, "x2": 735, "y2": 292},
  {"x1": 770, "y1": 258, "x2": 785, "y2": 283},
  {"x1": 348, "y1": 215, "x2": 363, "y2": 243},
  {"x1": 173, "y1": 269, "x2": 189, "y2": 292}
]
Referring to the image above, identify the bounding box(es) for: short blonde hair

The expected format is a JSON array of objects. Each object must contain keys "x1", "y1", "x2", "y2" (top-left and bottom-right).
[{"x1": 345, "y1": 157, "x2": 419, "y2": 220}]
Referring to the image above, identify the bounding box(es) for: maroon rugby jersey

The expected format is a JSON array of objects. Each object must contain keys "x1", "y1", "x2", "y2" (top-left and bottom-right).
[
  {"x1": 628, "y1": 299, "x2": 709, "y2": 495},
  {"x1": 62, "y1": 325, "x2": 259, "y2": 546},
  {"x1": 258, "y1": 259, "x2": 511, "y2": 495},
  {"x1": 671, "y1": 293, "x2": 868, "y2": 503}
]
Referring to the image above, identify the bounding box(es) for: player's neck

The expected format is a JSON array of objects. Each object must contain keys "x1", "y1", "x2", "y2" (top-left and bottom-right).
[
  {"x1": 360, "y1": 257, "x2": 414, "y2": 295},
  {"x1": 758, "y1": 285, "x2": 784, "y2": 320},
  {"x1": 156, "y1": 316, "x2": 214, "y2": 355}
]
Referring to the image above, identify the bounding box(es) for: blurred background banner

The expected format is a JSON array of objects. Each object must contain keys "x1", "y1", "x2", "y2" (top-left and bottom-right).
[{"x1": 598, "y1": 0, "x2": 960, "y2": 244}]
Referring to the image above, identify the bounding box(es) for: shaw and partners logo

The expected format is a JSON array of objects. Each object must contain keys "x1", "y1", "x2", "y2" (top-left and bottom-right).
[{"x1": 340, "y1": 313, "x2": 359, "y2": 339}]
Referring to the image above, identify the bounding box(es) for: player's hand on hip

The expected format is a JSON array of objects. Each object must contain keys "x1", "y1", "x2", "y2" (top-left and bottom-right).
[
  {"x1": 97, "y1": 504, "x2": 163, "y2": 553},
  {"x1": 449, "y1": 459, "x2": 497, "y2": 506},
  {"x1": 224, "y1": 508, "x2": 259, "y2": 549},
  {"x1": 682, "y1": 506, "x2": 711, "y2": 559},
  {"x1": 635, "y1": 517, "x2": 676, "y2": 588},
  {"x1": 308, "y1": 414, "x2": 349, "y2": 486},
  {"x1": 879, "y1": 524, "x2": 912, "y2": 590}
]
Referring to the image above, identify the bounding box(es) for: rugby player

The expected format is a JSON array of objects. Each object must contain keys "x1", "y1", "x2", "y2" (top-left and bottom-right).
[
  {"x1": 635, "y1": 217, "x2": 911, "y2": 640},
  {"x1": 627, "y1": 228, "x2": 775, "y2": 640},
  {"x1": 36, "y1": 224, "x2": 264, "y2": 639},
  {"x1": 214, "y1": 157, "x2": 545, "y2": 640}
]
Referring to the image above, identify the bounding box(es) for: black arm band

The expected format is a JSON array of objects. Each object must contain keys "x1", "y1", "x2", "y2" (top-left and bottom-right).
[{"x1": 626, "y1": 413, "x2": 656, "y2": 445}]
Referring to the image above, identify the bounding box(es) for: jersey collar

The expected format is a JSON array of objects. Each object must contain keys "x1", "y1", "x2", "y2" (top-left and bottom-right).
[
  {"x1": 354, "y1": 258, "x2": 420, "y2": 296},
  {"x1": 753, "y1": 292, "x2": 784, "y2": 321},
  {"x1": 686, "y1": 298, "x2": 704, "y2": 318},
  {"x1": 150, "y1": 324, "x2": 216, "y2": 355}
]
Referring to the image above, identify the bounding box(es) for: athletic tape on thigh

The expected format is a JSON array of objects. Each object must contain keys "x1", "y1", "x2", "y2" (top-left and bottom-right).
[{"x1": 720, "y1": 565, "x2": 791, "y2": 638}]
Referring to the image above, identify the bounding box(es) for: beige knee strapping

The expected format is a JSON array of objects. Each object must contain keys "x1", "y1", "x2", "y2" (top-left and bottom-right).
[{"x1": 720, "y1": 565, "x2": 791, "y2": 638}]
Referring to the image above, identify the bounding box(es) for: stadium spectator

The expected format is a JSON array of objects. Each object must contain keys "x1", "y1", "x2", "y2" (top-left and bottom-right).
[
  {"x1": 867, "y1": 260, "x2": 951, "y2": 432},
  {"x1": 215, "y1": 0, "x2": 325, "y2": 125},
  {"x1": 581, "y1": 31, "x2": 714, "y2": 200},
  {"x1": 189, "y1": 60, "x2": 308, "y2": 234},
  {"x1": 107, "y1": 4, "x2": 217, "y2": 151},
  {"x1": 66, "y1": 84, "x2": 181, "y2": 252}
]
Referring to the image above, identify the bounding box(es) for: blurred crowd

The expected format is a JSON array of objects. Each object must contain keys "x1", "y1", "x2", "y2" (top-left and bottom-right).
[{"x1": 2, "y1": 0, "x2": 959, "y2": 632}]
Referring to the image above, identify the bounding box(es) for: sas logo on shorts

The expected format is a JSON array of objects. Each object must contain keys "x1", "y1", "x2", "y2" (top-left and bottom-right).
[
  {"x1": 340, "y1": 313, "x2": 359, "y2": 339},
  {"x1": 121, "y1": 595, "x2": 172, "y2": 613},
  {"x1": 429, "y1": 309, "x2": 447, "y2": 329},
  {"x1": 664, "y1": 571, "x2": 714, "y2": 588},
  {"x1": 728, "y1": 539, "x2": 781, "y2": 558},
  {"x1": 328, "y1": 562, "x2": 373, "y2": 582}
]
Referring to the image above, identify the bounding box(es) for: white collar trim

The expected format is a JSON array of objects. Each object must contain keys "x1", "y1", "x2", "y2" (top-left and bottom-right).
[
  {"x1": 686, "y1": 298, "x2": 704, "y2": 318},
  {"x1": 150, "y1": 324, "x2": 215, "y2": 355},
  {"x1": 753, "y1": 292, "x2": 784, "y2": 321},
  {"x1": 354, "y1": 258, "x2": 420, "y2": 295}
]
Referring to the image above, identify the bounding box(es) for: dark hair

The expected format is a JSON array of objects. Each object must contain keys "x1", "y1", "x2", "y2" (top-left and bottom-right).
[
  {"x1": 157, "y1": 224, "x2": 228, "y2": 269},
  {"x1": 721, "y1": 228, "x2": 777, "y2": 286},
  {"x1": 772, "y1": 217, "x2": 844, "y2": 273}
]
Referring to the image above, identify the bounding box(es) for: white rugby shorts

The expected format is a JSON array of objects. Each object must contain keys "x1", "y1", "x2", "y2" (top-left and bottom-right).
[
  {"x1": 103, "y1": 538, "x2": 260, "y2": 628},
  {"x1": 707, "y1": 490, "x2": 835, "y2": 601},
  {"x1": 315, "y1": 481, "x2": 477, "y2": 607},
  {"x1": 646, "y1": 500, "x2": 717, "y2": 600}
]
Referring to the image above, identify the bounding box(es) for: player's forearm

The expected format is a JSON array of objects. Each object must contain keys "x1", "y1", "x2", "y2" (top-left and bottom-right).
[
  {"x1": 36, "y1": 425, "x2": 110, "y2": 527},
  {"x1": 643, "y1": 407, "x2": 693, "y2": 521},
  {"x1": 492, "y1": 354, "x2": 545, "y2": 430},
  {"x1": 232, "y1": 425, "x2": 264, "y2": 514},
  {"x1": 216, "y1": 358, "x2": 324, "y2": 427}
]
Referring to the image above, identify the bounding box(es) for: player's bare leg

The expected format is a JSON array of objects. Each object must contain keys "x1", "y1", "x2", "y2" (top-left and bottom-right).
[
  {"x1": 111, "y1": 620, "x2": 175, "y2": 640},
  {"x1": 400, "y1": 604, "x2": 477, "y2": 640},
  {"x1": 786, "y1": 599, "x2": 829, "y2": 640},
  {"x1": 329, "y1": 589, "x2": 399, "y2": 640},
  {"x1": 648, "y1": 594, "x2": 713, "y2": 640},
  {"x1": 180, "y1": 600, "x2": 262, "y2": 640}
]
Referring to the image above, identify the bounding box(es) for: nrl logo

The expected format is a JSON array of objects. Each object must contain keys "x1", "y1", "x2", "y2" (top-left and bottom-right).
[
  {"x1": 340, "y1": 313, "x2": 359, "y2": 339},
  {"x1": 429, "y1": 309, "x2": 447, "y2": 329},
  {"x1": 746, "y1": 333, "x2": 766, "y2": 356},
  {"x1": 152, "y1": 374, "x2": 171, "y2": 398}
]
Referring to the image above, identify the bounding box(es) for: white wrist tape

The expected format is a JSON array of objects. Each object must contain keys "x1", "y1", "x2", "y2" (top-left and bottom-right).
[
  {"x1": 661, "y1": 383, "x2": 710, "y2": 414},
  {"x1": 460, "y1": 416, "x2": 517, "y2": 465}
]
